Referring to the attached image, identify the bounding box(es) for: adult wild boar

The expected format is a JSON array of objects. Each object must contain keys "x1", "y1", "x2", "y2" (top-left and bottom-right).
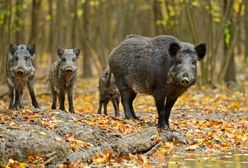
[
  {"x1": 49, "y1": 47, "x2": 80, "y2": 113},
  {"x1": 6, "y1": 44, "x2": 40, "y2": 110},
  {"x1": 109, "y1": 34, "x2": 206, "y2": 129}
]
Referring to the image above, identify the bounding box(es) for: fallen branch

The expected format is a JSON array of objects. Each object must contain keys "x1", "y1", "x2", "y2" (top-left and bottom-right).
[
  {"x1": 144, "y1": 141, "x2": 163, "y2": 157},
  {"x1": 45, "y1": 155, "x2": 57, "y2": 165}
]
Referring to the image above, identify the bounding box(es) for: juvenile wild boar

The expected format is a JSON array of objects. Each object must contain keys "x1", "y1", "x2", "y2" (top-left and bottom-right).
[
  {"x1": 6, "y1": 44, "x2": 40, "y2": 110},
  {"x1": 109, "y1": 34, "x2": 206, "y2": 129},
  {"x1": 49, "y1": 47, "x2": 80, "y2": 113},
  {"x1": 97, "y1": 68, "x2": 120, "y2": 117}
]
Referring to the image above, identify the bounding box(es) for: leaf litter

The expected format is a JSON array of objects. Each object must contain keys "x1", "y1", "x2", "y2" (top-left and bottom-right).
[{"x1": 0, "y1": 77, "x2": 247, "y2": 167}]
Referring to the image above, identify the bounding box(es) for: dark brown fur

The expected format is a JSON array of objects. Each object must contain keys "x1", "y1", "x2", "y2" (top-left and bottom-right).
[
  {"x1": 97, "y1": 68, "x2": 120, "y2": 117},
  {"x1": 109, "y1": 34, "x2": 206, "y2": 128}
]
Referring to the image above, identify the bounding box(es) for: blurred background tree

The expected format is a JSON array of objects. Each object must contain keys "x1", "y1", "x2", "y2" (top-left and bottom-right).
[{"x1": 0, "y1": 0, "x2": 247, "y2": 85}]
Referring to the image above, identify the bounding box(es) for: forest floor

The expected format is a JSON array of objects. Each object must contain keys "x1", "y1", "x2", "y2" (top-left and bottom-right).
[{"x1": 0, "y1": 74, "x2": 248, "y2": 167}]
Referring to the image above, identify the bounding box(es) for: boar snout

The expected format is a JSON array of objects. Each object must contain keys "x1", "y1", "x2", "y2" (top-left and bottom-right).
[
  {"x1": 13, "y1": 66, "x2": 28, "y2": 77},
  {"x1": 66, "y1": 68, "x2": 73, "y2": 73},
  {"x1": 16, "y1": 69, "x2": 24, "y2": 76},
  {"x1": 180, "y1": 77, "x2": 190, "y2": 87},
  {"x1": 179, "y1": 72, "x2": 190, "y2": 87},
  {"x1": 62, "y1": 65, "x2": 77, "y2": 74}
]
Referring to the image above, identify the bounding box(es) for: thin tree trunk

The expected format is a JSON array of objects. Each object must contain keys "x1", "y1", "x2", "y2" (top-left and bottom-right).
[
  {"x1": 224, "y1": 53, "x2": 236, "y2": 82},
  {"x1": 245, "y1": 0, "x2": 248, "y2": 61},
  {"x1": 55, "y1": 0, "x2": 62, "y2": 47},
  {"x1": 29, "y1": 0, "x2": 41, "y2": 45},
  {"x1": 71, "y1": 0, "x2": 78, "y2": 47},
  {"x1": 48, "y1": 0, "x2": 56, "y2": 62},
  {"x1": 153, "y1": 0, "x2": 165, "y2": 35},
  {"x1": 15, "y1": 0, "x2": 25, "y2": 43},
  {"x1": 82, "y1": 0, "x2": 93, "y2": 78},
  {"x1": 0, "y1": 0, "x2": 12, "y2": 81}
]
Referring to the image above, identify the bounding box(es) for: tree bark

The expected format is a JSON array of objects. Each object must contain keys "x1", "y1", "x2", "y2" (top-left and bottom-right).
[
  {"x1": 153, "y1": 0, "x2": 165, "y2": 35},
  {"x1": 29, "y1": 0, "x2": 41, "y2": 45},
  {"x1": 15, "y1": 0, "x2": 25, "y2": 43},
  {"x1": 0, "y1": 0, "x2": 12, "y2": 81},
  {"x1": 82, "y1": 0, "x2": 93, "y2": 78},
  {"x1": 224, "y1": 53, "x2": 236, "y2": 82},
  {"x1": 223, "y1": 0, "x2": 235, "y2": 82},
  {"x1": 245, "y1": 0, "x2": 248, "y2": 61},
  {"x1": 219, "y1": 0, "x2": 243, "y2": 82},
  {"x1": 70, "y1": 0, "x2": 78, "y2": 47},
  {"x1": 55, "y1": 0, "x2": 62, "y2": 48},
  {"x1": 48, "y1": 0, "x2": 56, "y2": 62}
]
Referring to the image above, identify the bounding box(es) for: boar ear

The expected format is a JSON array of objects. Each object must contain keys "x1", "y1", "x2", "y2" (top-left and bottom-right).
[
  {"x1": 73, "y1": 48, "x2": 80, "y2": 57},
  {"x1": 27, "y1": 44, "x2": 36, "y2": 56},
  {"x1": 169, "y1": 43, "x2": 180, "y2": 57},
  {"x1": 57, "y1": 47, "x2": 65, "y2": 57},
  {"x1": 195, "y1": 43, "x2": 206, "y2": 60},
  {"x1": 9, "y1": 43, "x2": 18, "y2": 55}
]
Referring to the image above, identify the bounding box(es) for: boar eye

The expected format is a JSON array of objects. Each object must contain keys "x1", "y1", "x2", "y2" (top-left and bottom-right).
[
  {"x1": 25, "y1": 56, "x2": 29, "y2": 61},
  {"x1": 192, "y1": 61, "x2": 196, "y2": 65},
  {"x1": 177, "y1": 60, "x2": 182, "y2": 64},
  {"x1": 62, "y1": 58, "x2": 66, "y2": 62},
  {"x1": 14, "y1": 56, "x2": 19, "y2": 61},
  {"x1": 72, "y1": 58, "x2": 76, "y2": 61}
]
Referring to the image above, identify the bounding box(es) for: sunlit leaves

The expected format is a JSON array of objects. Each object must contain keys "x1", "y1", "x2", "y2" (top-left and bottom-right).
[
  {"x1": 5, "y1": 159, "x2": 27, "y2": 168},
  {"x1": 224, "y1": 27, "x2": 231, "y2": 45}
]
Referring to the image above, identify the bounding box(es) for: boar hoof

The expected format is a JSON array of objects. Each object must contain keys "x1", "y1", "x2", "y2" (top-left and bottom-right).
[
  {"x1": 34, "y1": 104, "x2": 40, "y2": 109},
  {"x1": 69, "y1": 109, "x2": 75, "y2": 113},
  {"x1": 115, "y1": 114, "x2": 120, "y2": 117},
  {"x1": 59, "y1": 108, "x2": 66, "y2": 112},
  {"x1": 158, "y1": 122, "x2": 170, "y2": 130},
  {"x1": 125, "y1": 113, "x2": 140, "y2": 120},
  {"x1": 133, "y1": 114, "x2": 140, "y2": 120}
]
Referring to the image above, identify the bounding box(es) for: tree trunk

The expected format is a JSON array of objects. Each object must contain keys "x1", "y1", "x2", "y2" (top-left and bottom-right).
[
  {"x1": 219, "y1": 0, "x2": 243, "y2": 82},
  {"x1": 153, "y1": 0, "x2": 165, "y2": 35},
  {"x1": 55, "y1": 0, "x2": 62, "y2": 48},
  {"x1": 0, "y1": 0, "x2": 12, "y2": 81},
  {"x1": 70, "y1": 0, "x2": 78, "y2": 47},
  {"x1": 15, "y1": 0, "x2": 25, "y2": 43},
  {"x1": 245, "y1": 0, "x2": 248, "y2": 61},
  {"x1": 224, "y1": 53, "x2": 236, "y2": 82},
  {"x1": 223, "y1": 1, "x2": 235, "y2": 82},
  {"x1": 48, "y1": 0, "x2": 56, "y2": 62},
  {"x1": 29, "y1": 0, "x2": 41, "y2": 45},
  {"x1": 82, "y1": 0, "x2": 93, "y2": 78}
]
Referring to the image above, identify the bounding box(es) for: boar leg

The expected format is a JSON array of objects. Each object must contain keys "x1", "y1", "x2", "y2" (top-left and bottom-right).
[
  {"x1": 27, "y1": 79, "x2": 40, "y2": 108},
  {"x1": 51, "y1": 87, "x2": 57, "y2": 110},
  {"x1": 68, "y1": 87, "x2": 75, "y2": 113},
  {"x1": 59, "y1": 90, "x2": 66, "y2": 111},
  {"x1": 129, "y1": 91, "x2": 139, "y2": 119},
  {"x1": 154, "y1": 96, "x2": 167, "y2": 129},
  {"x1": 115, "y1": 78, "x2": 136, "y2": 119},
  {"x1": 14, "y1": 88, "x2": 21, "y2": 110},
  {"x1": 120, "y1": 89, "x2": 137, "y2": 119},
  {"x1": 7, "y1": 83, "x2": 15, "y2": 109},
  {"x1": 103, "y1": 99, "x2": 109, "y2": 115},
  {"x1": 19, "y1": 88, "x2": 24, "y2": 109},
  {"x1": 112, "y1": 97, "x2": 120, "y2": 117},
  {"x1": 164, "y1": 98, "x2": 177, "y2": 128},
  {"x1": 97, "y1": 100, "x2": 103, "y2": 114}
]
